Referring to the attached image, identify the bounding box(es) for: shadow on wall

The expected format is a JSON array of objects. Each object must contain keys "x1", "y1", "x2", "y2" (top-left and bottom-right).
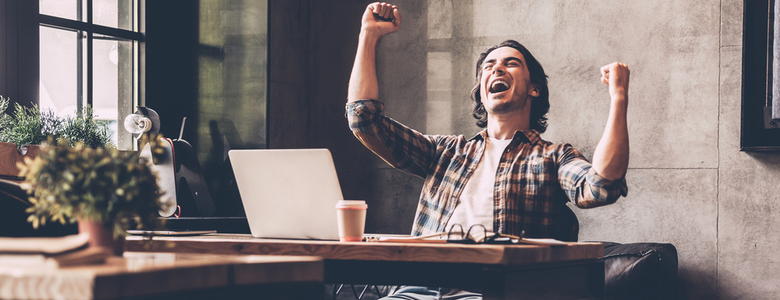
[
  {"x1": 677, "y1": 267, "x2": 715, "y2": 300},
  {"x1": 745, "y1": 151, "x2": 780, "y2": 165}
]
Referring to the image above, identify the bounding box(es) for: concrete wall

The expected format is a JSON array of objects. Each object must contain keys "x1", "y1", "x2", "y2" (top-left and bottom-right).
[{"x1": 270, "y1": 0, "x2": 779, "y2": 298}]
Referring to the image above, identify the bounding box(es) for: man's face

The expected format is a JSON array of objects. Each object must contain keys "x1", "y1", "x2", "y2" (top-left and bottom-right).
[{"x1": 479, "y1": 47, "x2": 539, "y2": 116}]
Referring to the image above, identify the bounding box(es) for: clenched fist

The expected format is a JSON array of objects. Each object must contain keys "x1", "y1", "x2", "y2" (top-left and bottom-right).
[
  {"x1": 361, "y1": 2, "x2": 403, "y2": 39},
  {"x1": 600, "y1": 62, "x2": 630, "y2": 102}
]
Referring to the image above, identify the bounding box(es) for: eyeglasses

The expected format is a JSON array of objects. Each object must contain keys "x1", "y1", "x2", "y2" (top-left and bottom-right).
[{"x1": 445, "y1": 224, "x2": 523, "y2": 244}]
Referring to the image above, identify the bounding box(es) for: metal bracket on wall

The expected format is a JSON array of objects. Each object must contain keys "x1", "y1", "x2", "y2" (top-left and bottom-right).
[{"x1": 764, "y1": 106, "x2": 780, "y2": 129}]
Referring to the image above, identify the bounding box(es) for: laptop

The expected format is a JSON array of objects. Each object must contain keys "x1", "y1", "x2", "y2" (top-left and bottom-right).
[{"x1": 228, "y1": 148, "x2": 342, "y2": 240}]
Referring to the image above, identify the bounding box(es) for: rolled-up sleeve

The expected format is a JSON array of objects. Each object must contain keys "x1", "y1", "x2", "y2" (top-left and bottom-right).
[
  {"x1": 557, "y1": 145, "x2": 628, "y2": 208},
  {"x1": 346, "y1": 99, "x2": 385, "y2": 133},
  {"x1": 345, "y1": 100, "x2": 438, "y2": 178}
]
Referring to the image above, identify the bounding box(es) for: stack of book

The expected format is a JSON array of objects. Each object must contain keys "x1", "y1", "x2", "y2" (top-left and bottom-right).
[{"x1": 0, "y1": 233, "x2": 112, "y2": 268}]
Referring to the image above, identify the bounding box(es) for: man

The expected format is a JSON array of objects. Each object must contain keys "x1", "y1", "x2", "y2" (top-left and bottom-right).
[{"x1": 345, "y1": 3, "x2": 630, "y2": 299}]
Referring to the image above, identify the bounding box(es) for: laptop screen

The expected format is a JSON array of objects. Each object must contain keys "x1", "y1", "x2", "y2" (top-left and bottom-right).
[{"x1": 228, "y1": 149, "x2": 342, "y2": 240}]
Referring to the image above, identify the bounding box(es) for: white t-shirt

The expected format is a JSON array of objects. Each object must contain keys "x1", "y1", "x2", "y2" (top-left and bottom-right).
[{"x1": 447, "y1": 137, "x2": 512, "y2": 232}]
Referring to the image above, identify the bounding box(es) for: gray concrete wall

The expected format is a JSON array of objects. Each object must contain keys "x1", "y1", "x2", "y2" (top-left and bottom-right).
[{"x1": 271, "y1": 0, "x2": 779, "y2": 298}]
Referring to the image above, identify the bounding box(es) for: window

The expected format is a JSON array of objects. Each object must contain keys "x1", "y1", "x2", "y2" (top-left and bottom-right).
[
  {"x1": 742, "y1": 0, "x2": 780, "y2": 150},
  {"x1": 38, "y1": 0, "x2": 143, "y2": 150}
]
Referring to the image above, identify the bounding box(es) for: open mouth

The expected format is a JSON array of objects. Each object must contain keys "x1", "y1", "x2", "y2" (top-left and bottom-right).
[{"x1": 488, "y1": 80, "x2": 510, "y2": 94}]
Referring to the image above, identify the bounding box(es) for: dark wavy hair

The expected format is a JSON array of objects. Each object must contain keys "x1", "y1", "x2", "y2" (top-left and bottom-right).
[{"x1": 470, "y1": 40, "x2": 550, "y2": 133}]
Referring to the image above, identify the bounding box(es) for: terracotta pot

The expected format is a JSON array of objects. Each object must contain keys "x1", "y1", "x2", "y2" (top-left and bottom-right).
[{"x1": 78, "y1": 219, "x2": 125, "y2": 256}]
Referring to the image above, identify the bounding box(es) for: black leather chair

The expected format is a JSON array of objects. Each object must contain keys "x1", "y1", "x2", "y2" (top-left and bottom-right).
[
  {"x1": 555, "y1": 205, "x2": 682, "y2": 300},
  {"x1": 0, "y1": 179, "x2": 77, "y2": 237},
  {"x1": 601, "y1": 241, "x2": 680, "y2": 300},
  {"x1": 553, "y1": 203, "x2": 581, "y2": 242}
]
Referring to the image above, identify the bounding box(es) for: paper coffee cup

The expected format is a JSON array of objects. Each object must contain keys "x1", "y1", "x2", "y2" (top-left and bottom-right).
[{"x1": 336, "y1": 200, "x2": 367, "y2": 242}]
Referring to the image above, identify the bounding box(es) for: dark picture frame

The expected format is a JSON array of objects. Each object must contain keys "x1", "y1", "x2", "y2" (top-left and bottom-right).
[{"x1": 741, "y1": 0, "x2": 780, "y2": 151}]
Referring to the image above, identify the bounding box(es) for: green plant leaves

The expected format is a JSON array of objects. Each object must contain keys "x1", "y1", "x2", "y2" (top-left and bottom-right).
[
  {"x1": 0, "y1": 96, "x2": 114, "y2": 150},
  {"x1": 61, "y1": 105, "x2": 114, "y2": 149},
  {"x1": 20, "y1": 137, "x2": 170, "y2": 237}
]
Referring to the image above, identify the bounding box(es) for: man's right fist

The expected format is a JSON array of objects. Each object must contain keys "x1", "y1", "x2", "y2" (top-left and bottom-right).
[{"x1": 361, "y1": 2, "x2": 403, "y2": 38}]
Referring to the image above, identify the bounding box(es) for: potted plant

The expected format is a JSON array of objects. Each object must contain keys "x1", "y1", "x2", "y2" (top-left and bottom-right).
[
  {"x1": 0, "y1": 96, "x2": 113, "y2": 181},
  {"x1": 18, "y1": 135, "x2": 170, "y2": 255}
]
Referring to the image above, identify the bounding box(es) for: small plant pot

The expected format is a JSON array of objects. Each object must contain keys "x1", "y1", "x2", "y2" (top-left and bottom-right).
[{"x1": 78, "y1": 219, "x2": 124, "y2": 256}]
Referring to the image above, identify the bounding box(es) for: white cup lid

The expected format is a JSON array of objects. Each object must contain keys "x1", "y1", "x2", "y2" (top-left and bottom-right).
[{"x1": 336, "y1": 200, "x2": 367, "y2": 209}]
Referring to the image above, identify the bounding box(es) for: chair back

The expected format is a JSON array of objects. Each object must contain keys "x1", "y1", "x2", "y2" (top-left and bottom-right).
[{"x1": 553, "y1": 204, "x2": 579, "y2": 242}]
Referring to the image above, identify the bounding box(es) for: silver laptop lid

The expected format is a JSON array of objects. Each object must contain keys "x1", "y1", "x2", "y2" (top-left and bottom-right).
[{"x1": 228, "y1": 149, "x2": 342, "y2": 240}]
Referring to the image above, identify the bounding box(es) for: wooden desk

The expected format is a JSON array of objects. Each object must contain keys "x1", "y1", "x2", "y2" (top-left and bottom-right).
[
  {"x1": 126, "y1": 234, "x2": 605, "y2": 299},
  {"x1": 0, "y1": 252, "x2": 323, "y2": 300}
]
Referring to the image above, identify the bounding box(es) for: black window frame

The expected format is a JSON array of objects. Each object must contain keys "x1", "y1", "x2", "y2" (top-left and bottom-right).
[{"x1": 37, "y1": 0, "x2": 145, "y2": 149}]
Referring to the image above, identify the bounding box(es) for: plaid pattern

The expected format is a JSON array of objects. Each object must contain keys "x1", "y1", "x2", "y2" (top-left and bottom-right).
[{"x1": 347, "y1": 100, "x2": 628, "y2": 237}]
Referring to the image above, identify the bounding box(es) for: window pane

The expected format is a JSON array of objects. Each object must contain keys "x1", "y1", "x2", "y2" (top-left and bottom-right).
[
  {"x1": 40, "y1": 26, "x2": 80, "y2": 116},
  {"x1": 40, "y1": 0, "x2": 80, "y2": 21},
  {"x1": 93, "y1": 37, "x2": 134, "y2": 149},
  {"x1": 93, "y1": 0, "x2": 133, "y2": 30}
]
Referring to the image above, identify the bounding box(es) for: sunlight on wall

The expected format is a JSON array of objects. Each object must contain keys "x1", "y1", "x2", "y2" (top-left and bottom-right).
[{"x1": 426, "y1": 52, "x2": 453, "y2": 134}]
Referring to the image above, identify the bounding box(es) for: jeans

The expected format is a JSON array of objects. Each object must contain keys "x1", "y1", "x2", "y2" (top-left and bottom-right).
[{"x1": 380, "y1": 286, "x2": 482, "y2": 300}]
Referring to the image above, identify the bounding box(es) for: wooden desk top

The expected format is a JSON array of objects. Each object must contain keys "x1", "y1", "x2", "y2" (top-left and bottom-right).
[
  {"x1": 125, "y1": 234, "x2": 603, "y2": 265},
  {"x1": 0, "y1": 252, "x2": 323, "y2": 300}
]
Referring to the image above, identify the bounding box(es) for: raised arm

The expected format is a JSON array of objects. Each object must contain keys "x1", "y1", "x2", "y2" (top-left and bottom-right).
[
  {"x1": 347, "y1": 2, "x2": 402, "y2": 102},
  {"x1": 591, "y1": 62, "x2": 630, "y2": 180}
]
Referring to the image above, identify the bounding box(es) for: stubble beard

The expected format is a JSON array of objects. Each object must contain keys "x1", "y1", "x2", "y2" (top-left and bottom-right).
[{"x1": 485, "y1": 92, "x2": 528, "y2": 116}]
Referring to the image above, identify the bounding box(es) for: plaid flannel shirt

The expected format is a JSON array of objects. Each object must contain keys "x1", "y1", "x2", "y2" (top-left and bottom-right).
[{"x1": 346, "y1": 100, "x2": 628, "y2": 237}]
